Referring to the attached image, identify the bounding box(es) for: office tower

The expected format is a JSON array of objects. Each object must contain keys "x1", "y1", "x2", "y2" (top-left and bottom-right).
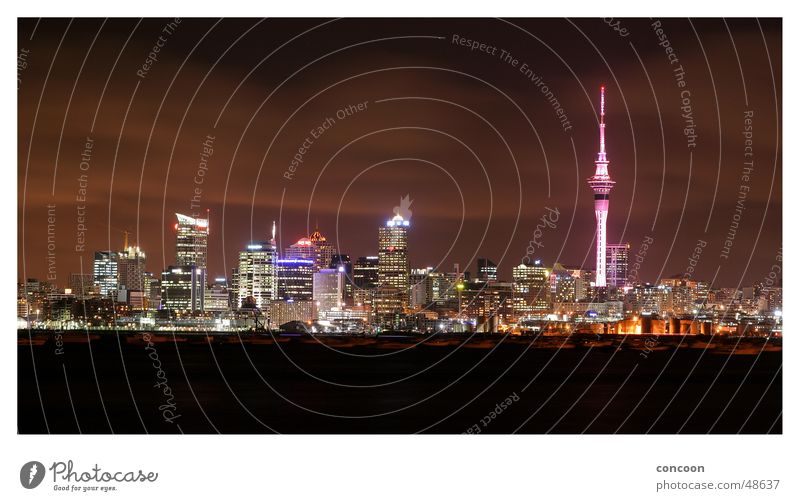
[
  {"x1": 353, "y1": 256, "x2": 380, "y2": 289},
  {"x1": 410, "y1": 267, "x2": 433, "y2": 309},
  {"x1": 549, "y1": 263, "x2": 577, "y2": 304},
  {"x1": 270, "y1": 300, "x2": 314, "y2": 326},
  {"x1": 659, "y1": 277, "x2": 701, "y2": 314},
  {"x1": 313, "y1": 268, "x2": 345, "y2": 319},
  {"x1": 606, "y1": 243, "x2": 630, "y2": 288},
  {"x1": 378, "y1": 205, "x2": 411, "y2": 310},
  {"x1": 175, "y1": 213, "x2": 209, "y2": 269},
  {"x1": 477, "y1": 258, "x2": 498, "y2": 282},
  {"x1": 276, "y1": 258, "x2": 314, "y2": 302},
  {"x1": 143, "y1": 271, "x2": 159, "y2": 310},
  {"x1": 117, "y1": 244, "x2": 147, "y2": 293},
  {"x1": 229, "y1": 267, "x2": 239, "y2": 310},
  {"x1": 512, "y1": 260, "x2": 551, "y2": 317},
  {"x1": 160, "y1": 265, "x2": 205, "y2": 312},
  {"x1": 557, "y1": 264, "x2": 593, "y2": 302},
  {"x1": 93, "y1": 251, "x2": 118, "y2": 297},
  {"x1": 285, "y1": 237, "x2": 316, "y2": 262},
  {"x1": 587, "y1": 86, "x2": 615, "y2": 287},
  {"x1": 309, "y1": 226, "x2": 336, "y2": 272},
  {"x1": 353, "y1": 256, "x2": 379, "y2": 310},
  {"x1": 626, "y1": 283, "x2": 670, "y2": 315},
  {"x1": 330, "y1": 254, "x2": 353, "y2": 304},
  {"x1": 68, "y1": 273, "x2": 94, "y2": 299},
  {"x1": 204, "y1": 277, "x2": 231, "y2": 312},
  {"x1": 237, "y1": 241, "x2": 278, "y2": 309},
  {"x1": 460, "y1": 281, "x2": 514, "y2": 332}
]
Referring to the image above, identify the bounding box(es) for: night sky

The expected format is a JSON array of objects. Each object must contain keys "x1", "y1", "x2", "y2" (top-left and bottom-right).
[{"x1": 18, "y1": 18, "x2": 781, "y2": 287}]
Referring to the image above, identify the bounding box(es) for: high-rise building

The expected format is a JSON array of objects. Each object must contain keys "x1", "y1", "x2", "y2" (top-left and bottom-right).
[
  {"x1": 512, "y1": 260, "x2": 550, "y2": 317},
  {"x1": 270, "y1": 300, "x2": 314, "y2": 326},
  {"x1": 175, "y1": 213, "x2": 209, "y2": 269},
  {"x1": 606, "y1": 243, "x2": 630, "y2": 288},
  {"x1": 276, "y1": 258, "x2": 314, "y2": 302},
  {"x1": 117, "y1": 245, "x2": 147, "y2": 293},
  {"x1": 428, "y1": 270, "x2": 462, "y2": 309},
  {"x1": 460, "y1": 281, "x2": 514, "y2": 331},
  {"x1": 237, "y1": 241, "x2": 278, "y2": 310},
  {"x1": 353, "y1": 256, "x2": 379, "y2": 312},
  {"x1": 285, "y1": 237, "x2": 316, "y2": 262},
  {"x1": 68, "y1": 273, "x2": 95, "y2": 299},
  {"x1": 625, "y1": 283, "x2": 669, "y2": 315},
  {"x1": 93, "y1": 251, "x2": 118, "y2": 297},
  {"x1": 229, "y1": 267, "x2": 239, "y2": 310},
  {"x1": 330, "y1": 254, "x2": 353, "y2": 304},
  {"x1": 477, "y1": 258, "x2": 498, "y2": 282},
  {"x1": 550, "y1": 263, "x2": 577, "y2": 304},
  {"x1": 378, "y1": 211, "x2": 410, "y2": 310},
  {"x1": 309, "y1": 226, "x2": 336, "y2": 272},
  {"x1": 587, "y1": 86, "x2": 615, "y2": 287},
  {"x1": 204, "y1": 277, "x2": 231, "y2": 312},
  {"x1": 410, "y1": 267, "x2": 433, "y2": 309},
  {"x1": 353, "y1": 256, "x2": 380, "y2": 289},
  {"x1": 160, "y1": 265, "x2": 205, "y2": 312},
  {"x1": 313, "y1": 268, "x2": 345, "y2": 319},
  {"x1": 143, "y1": 271, "x2": 159, "y2": 310}
]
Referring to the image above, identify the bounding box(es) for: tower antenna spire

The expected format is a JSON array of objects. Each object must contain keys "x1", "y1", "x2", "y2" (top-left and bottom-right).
[{"x1": 599, "y1": 85, "x2": 606, "y2": 157}]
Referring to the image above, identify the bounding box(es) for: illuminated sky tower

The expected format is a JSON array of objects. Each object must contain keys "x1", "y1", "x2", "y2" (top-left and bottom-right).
[{"x1": 587, "y1": 86, "x2": 615, "y2": 287}]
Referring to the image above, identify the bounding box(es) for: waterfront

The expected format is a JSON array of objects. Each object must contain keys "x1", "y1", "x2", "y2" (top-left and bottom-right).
[{"x1": 18, "y1": 330, "x2": 781, "y2": 434}]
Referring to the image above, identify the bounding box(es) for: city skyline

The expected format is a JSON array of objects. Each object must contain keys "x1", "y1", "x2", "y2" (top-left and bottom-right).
[
  {"x1": 18, "y1": 18, "x2": 781, "y2": 290},
  {"x1": 16, "y1": 16, "x2": 783, "y2": 440}
]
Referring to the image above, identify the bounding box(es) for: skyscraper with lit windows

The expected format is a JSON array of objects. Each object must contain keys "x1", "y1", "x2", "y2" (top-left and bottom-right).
[
  {"x1": 309, "y1": 226, "x2": 336, "y2": 271},
  {"x1": 512, "y1": 260, "x2": 550, "y2": 317},
  {"x1": 93, "y1": 251, "x2": 118, "y2": 297},
  {"x1": 175, "y1": 213, "x2": 209, "y2": 269},
  {"x1": 606, "y1": 243, "x2": 630, "y2": 288},
  {"x1": 237, "y1": 241, "x2": 278, "y2": 309},
  {"x1": 118, "y1": 245, "x2": 146, "y2": 293},
  {"x1": 277, "y1": 258, "x2": 314, "y2": 302},
  {"x1": 378, "y1": 210, "x2": 410, "y2": 310}
]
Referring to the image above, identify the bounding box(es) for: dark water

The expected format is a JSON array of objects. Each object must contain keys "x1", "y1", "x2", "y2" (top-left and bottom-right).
[{"x1": 18, "y1": 333, "x2": 781, "y2": 434}]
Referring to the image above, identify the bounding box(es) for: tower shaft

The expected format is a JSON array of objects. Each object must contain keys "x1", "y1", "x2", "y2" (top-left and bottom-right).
[{"x1": 587, "y1": 86, "x2": 615, "y2": 288}]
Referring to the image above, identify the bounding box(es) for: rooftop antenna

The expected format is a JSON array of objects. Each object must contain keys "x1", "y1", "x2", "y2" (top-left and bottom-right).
[{"x1": 598, "y1": 85, "x2": 606, "y2": 161}]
